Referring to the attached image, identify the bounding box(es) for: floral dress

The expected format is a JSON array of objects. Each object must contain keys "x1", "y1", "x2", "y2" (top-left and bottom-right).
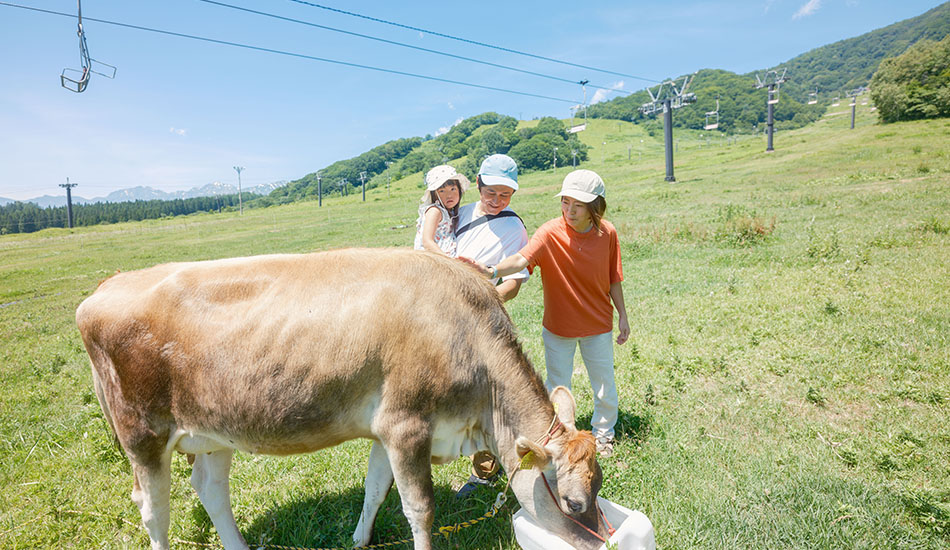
[{"x1": 413, "y1": 202, "x2": 457, "y2": 257}]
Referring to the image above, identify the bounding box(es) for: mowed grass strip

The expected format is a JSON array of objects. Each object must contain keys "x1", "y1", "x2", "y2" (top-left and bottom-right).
[{"x1": 1, "y1": 108, "x2": 948, "y2": 549}]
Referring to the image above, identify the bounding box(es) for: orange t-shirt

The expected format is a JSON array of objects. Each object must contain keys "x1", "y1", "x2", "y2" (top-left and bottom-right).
[{"x1": 519, "y1": 217, "x2": 624, "y2": 338}]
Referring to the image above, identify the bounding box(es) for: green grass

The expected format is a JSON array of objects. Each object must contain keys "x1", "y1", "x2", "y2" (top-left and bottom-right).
[{"x1": 2, "y1": 106, "x2": 949, "y2": 549}]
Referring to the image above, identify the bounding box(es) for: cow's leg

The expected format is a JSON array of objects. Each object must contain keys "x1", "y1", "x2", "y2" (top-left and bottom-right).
[
  {"x1": 130, "y1": 458, "x2": 172, "y2": 550},
  {"x1": 382, "y1": 425, "x2": 435, "y2": 550},
  {"x1": 353, "y1": 441, "x2": 395, "y2": 547},
  {"x1": 191, "y1": 449, "x2": 248, "y2": 550}
]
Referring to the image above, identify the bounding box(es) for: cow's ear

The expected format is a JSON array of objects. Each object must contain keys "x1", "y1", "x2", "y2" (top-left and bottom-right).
[
  {"x1": 515, "y1": 436, "x2": 551, "y2": 469},
  {"x1": 549, "y1": 386, "x2": 577, "y2": 430}
]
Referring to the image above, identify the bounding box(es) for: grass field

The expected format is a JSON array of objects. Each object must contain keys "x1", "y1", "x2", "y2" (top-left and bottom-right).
[{"x1": 1, "y1": 103, "x2": 948, "y2": 549}]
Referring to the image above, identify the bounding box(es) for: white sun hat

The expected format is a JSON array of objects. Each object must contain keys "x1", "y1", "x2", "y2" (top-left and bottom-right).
[
  {"x1": 555, "y1": 169, "x2": 606, "y2": 203},
  {"x1": 421, "y1": 165, "x2": 471, "y2": 204}
]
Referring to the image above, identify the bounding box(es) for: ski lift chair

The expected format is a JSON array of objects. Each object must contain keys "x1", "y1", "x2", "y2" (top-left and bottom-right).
[
  {"x1": 703, "y1": 97, "x2": 720, "y2": 130},
  {"x1": 60, "y1": 0, "x2": 116, "y2": 93}
]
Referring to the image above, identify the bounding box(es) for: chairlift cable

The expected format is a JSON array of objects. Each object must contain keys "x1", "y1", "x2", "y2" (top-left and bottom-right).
[
  {"x1": 283, "y1": 0, "x2": 662, "y2": 84},
  {"x1": 1, "y1": 2, "x2": 577, "y2": 104},
  {"x1": 196, "y1": 0, "x2": 634, "y2": 97}
]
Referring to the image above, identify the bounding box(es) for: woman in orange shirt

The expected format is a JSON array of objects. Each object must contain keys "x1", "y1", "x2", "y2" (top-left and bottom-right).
[{"x1": 461, "y1": 169, "x2": 629, "y2": 457}]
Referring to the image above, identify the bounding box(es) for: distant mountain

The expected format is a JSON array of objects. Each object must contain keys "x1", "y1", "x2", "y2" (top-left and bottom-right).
[
  {"x1": 8, "y1": 181, "x2": 286, "y2": 208},
  {"x1": 587, "y1": 2, "x2": 950, "y2": 130},
  {"x1": 23, "y1": 195, "x2": 71, "y2": 208},
  {"x1": 780, "y1": 2, "x2": 950, "y2": 96}
]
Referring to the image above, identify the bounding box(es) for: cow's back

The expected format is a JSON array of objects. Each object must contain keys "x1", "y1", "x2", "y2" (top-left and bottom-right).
[{"x1": 77, "y1": 248, "x2": 512, "y2": 456}]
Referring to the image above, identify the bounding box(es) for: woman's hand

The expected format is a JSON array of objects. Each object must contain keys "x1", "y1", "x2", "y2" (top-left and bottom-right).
[
  {"x1": 458, "y1": 256, "x2": 490, "y2": 277},
  {"x1": 616, "y1": 315, "x2": 630, "y2": 345}
]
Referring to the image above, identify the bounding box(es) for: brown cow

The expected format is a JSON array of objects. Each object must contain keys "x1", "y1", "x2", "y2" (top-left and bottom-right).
[{"x1": 76, "y1": 248, "x2": 609, "y2": 550}]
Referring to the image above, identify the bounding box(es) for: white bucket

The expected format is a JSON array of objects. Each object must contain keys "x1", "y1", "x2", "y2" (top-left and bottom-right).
[{"x1": 512, "y1": 497, "x2": 655, "y2": 550}]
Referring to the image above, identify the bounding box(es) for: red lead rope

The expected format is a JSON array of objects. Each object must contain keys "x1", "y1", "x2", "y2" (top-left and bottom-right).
[
  {"x1": 539, "y1": 460, "x2": 616, "y2": 543},
  {"x1": 530, "y1": 411, "x2": 616, "y2": 543}
]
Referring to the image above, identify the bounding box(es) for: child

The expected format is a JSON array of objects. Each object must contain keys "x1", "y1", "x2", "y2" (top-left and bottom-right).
[
  {"x1": 413, "y1": 165, "x2": 470, "y2": 257},
  {"x1": 460, "y1": 169, "x2": 629, "y2": 457}
]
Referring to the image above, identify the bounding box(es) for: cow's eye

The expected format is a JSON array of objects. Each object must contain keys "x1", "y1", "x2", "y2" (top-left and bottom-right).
[{"x1": 565, "y1": 498, "x2": 584, "y2": 513}]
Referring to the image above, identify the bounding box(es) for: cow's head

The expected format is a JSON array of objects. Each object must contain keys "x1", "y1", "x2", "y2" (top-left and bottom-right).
[{"x1": 514, "y1": 387, "x2": 608, "y2": 548}]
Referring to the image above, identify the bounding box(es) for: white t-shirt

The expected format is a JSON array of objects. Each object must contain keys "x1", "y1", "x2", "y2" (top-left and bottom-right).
[{"x1": 455, "y1": 202, "x2": 529, "y2": 284}]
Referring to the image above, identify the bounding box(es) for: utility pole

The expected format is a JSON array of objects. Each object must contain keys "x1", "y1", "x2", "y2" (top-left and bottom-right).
[
  {"x1": 233, "y1": 166, "x2": 244, "y2": 214},
  {"x1": 317, "y1": 174, "x2": 323, "y2": 207},
  {"x1": 385, "y1": 161, "x2": 393, "y2": 198},
  {"x1": 359, "y1": 171, "x2": 367, "y2": 202},
  {"x1": 340, "y1": 179, "x2": 347, "y2": 198},
  {"x1": 639, "y1": 76, "x2": 696, "y2": 183},
  {"x1": 572, "y1": 149, "x2": 577, "y2": 168},
  {"x1": 848, "y1": 88, "x2": 863, "y2": 129},
  {"x1": 579, "y1": 80, "x2": 589, "y2": 126},
  {"x1": 553, "y1": 147, "x2": 558, "y2": 173},
  {"x1": 851, "y1": 97, "x2": 858, "y2": 130},
  {"x1": 755, "y1": 69, "x2": 787, "y2": 153},
  {"x1": 59, "y1": 178, "x2": 78, "y2": 228},
  {"x1": 767, "y1": 85, "x2": 775, "y2": 151},
  {"x1": 662, "y1": 99, "x2": 675, "y2": 181}
]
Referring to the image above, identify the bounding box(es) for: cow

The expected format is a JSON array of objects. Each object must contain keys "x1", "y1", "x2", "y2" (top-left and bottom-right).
[{"x1": 76, "y1": 248, "x2": 610, "y2": 550}]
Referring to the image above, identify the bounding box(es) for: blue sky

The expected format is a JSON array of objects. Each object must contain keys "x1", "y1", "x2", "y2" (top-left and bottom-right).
[{"x1": 0, "y1": 0, "x2": 944, "y2": 200}]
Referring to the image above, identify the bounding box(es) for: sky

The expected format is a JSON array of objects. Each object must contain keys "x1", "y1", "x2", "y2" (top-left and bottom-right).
[{"x1": 0, "y1": 0, "x2": 945, "y2": 200}]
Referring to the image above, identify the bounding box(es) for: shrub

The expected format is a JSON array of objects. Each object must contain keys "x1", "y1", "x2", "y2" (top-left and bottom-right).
[
  {"x1": 871, "y1": 35, "x2": 950, "y2": 123},
  {"x1": 715, "y1": 205, "x2": 775, "y2": 246}
]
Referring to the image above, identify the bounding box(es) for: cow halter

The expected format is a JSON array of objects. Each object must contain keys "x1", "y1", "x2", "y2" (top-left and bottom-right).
[
  {"x1": 537, "y1": 409, "x2": 563, "y2": 445},
  {"x1": 530, "y1": 409, "x2": 616, "y2": 544},
  {"x1": 540, "y1": 469, "x2": 616, "y2": 544}
]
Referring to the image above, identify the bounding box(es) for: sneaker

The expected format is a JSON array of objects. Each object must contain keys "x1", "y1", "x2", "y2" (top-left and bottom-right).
[
  {"x1": 595, "y1": 435, "x2": 615, "y2": 458},
  {"x1": 455, "y1": 474, "x2": 494, "y2": 499}
]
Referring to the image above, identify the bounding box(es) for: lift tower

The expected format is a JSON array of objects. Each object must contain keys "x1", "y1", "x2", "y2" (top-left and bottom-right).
[
  {"x1": 59, "y1": 179, "x2": 78, "y2": 228},
  {"x1": 755, "y1": 68, "x2": 787, "y2": 152},
  {"x1": 639, "y1": 76, "x2": 696, "y2": 182}
]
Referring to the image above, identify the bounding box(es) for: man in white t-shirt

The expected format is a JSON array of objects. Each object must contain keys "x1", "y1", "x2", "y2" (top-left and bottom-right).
[
  {"x1": 456, "y1": 154, "x2": 529, "y2": 302},
  {"x1": 454, "y1": 154, "x2": 529, "y2": 498}
]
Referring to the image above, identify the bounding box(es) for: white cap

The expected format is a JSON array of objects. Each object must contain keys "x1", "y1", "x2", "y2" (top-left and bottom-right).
[
  {"x1": 478, "y1": 154, "x2": 519, "y2": 191},
  {"x1": 555, "y1": 170, "x2": 606, "y2": 203}
]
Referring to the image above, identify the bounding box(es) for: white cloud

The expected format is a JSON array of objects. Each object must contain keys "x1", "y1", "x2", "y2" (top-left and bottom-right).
[
  {"x1": 434, "y1": 117, "x2": 463, "y2": 137},
  {"x1": 447, "y1": 102, "x2": 455, "y2": 110},
  {"x1": 590, "y1": 81, "x2": 625, "y2": 104},
  {"x1": 169, "y1": 127, "x2": 187, "y2": 136},
  {"x1": 793, "y1": 0, "x2": 822, "y2": 19},
  {"x1": 764, "y1": 0, "x2": 778, "y2": 14}
]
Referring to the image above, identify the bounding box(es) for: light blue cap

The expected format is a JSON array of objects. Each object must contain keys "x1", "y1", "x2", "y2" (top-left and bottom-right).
[{"x1": 478, "y1": 154, "x2": 518, "y2": 191}]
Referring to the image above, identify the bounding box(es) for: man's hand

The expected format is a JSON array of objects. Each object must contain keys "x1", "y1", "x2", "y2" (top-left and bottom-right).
[{"x1": 457, "y1": 256, "x2": 490, "y2": 277}]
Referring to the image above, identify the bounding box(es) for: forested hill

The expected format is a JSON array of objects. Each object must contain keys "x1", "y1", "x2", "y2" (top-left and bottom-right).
[
  {"x1": 266, "y1": 112, "x2": 589, "y2": 204},
  {"x1": 587, "y1": 2, "x2": 950, "y2": 131},
  {"x1": 784, "y1": 1, "x2": 950, "y2": 95}
]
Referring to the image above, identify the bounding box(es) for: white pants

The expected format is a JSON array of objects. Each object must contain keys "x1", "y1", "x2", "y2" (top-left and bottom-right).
[{"x1": 542, "y1": 328, "x2": 618, "y2": 439}]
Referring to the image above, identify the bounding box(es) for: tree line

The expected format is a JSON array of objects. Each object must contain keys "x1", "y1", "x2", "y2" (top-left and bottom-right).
[{"x1": 0, "y1": 194, "x2": 251, "y2": 235}]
